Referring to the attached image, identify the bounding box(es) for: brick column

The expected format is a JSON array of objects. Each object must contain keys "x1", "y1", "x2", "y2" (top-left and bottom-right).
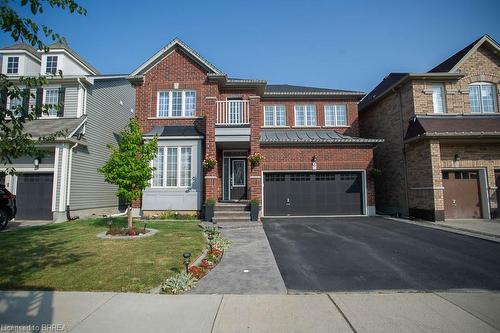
[
  {"x1": 430, "y1": 140, "x2": 445, "y2": 221},
  {"x1": 204, "y1": 97, "x2": 218, "y2": 200},
  {"x1": 248, "y1": 95, "x2": 262, "y2": 201}
]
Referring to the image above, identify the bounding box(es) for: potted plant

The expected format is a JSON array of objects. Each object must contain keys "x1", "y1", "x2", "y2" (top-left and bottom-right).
[
  {"x1": 250, "y1": 199, "x2": 259, "y2": 221},
  {"x1": 202, "y1": 158, "x2": 217, "y2": 172},
  {"x1": 204, "y1": 199, "x2": 216, "y2": 222},
  {"x1": 248, "y1": 152, "x2": 264, "y2": 168}
]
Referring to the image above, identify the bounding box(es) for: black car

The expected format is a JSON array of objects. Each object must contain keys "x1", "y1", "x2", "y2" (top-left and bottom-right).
[{"x1": 0, "y1": 184, "x2": 16, "y2": 230}]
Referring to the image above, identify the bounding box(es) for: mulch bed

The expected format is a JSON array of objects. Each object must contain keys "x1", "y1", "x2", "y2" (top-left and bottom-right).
[{"x1": 106, "y1": 227, "x2": 150, "y2": 236}]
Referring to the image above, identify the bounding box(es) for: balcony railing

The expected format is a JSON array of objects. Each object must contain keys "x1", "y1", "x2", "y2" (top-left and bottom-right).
[{"x1": 216, "y1": 100, "x2": 250, "y2": 125}]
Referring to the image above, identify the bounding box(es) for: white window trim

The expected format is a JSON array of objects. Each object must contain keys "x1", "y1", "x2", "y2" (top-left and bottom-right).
[
  {"x1": 6, "y1": 56, "x2": 19, "y2": 74},
  {"x1": 150, "y1": 146, "x2": 193, "y2": 188},
  {"x1": 469, "y1": 82, "x2": 498, "y2": 114},
  {"x1": 45, "y1": 55, "x2": 59, "y2": 74},
  {"x1": 156, "y1": 90, "x2": 196, "y2": 118},
  {"x1": 431, "y1": 83, "x2": 446, "y2": 114},
  {"x1": 324, "y1": 104, "x2": 348, "y2": 127},
  {"x1": 263, "y1": 105, "x2": 287, "y2": 127},
  {"x1": 294, "y1": 104, "x2": 317, "y2": 127},
  {"x1": 41, "y1": 86, "x2": 61, "y2": 118}
]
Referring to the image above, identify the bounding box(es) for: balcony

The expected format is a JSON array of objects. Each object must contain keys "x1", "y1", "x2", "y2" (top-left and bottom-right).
[{"x1": 216, "y1": 100, "x2": 250, "y2": 126}]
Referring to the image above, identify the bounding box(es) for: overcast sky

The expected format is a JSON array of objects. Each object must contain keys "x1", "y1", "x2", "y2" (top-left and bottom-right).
[{"x1": 1, "y1": 0, "x2": 499, "y2": 92}]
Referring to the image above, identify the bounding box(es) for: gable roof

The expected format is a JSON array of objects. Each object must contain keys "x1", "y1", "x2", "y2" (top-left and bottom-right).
[
  {"x1": 130, "y1": 38, "x2": 224, "y2": 77},
  {"x1": 358, "y1": 73, "x2": 408, "y2": 110},
  {"x1": 428, "y1": 34, "x2": 500, "y2": 73},
  {"x1": 47, "y1": 42, "x2": 100, "y2": 75},
  {"x1": 1, "y1": 43, "x2": 41, "y2": 60}
]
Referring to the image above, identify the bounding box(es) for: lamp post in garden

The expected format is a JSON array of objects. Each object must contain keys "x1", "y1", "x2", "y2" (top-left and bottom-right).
[
  {"x1": 183, "y1": 252, "x2": 191, "y2": 273},
  {"x1": 208, "y1": 234, "x2": 214, "y2": 252}
]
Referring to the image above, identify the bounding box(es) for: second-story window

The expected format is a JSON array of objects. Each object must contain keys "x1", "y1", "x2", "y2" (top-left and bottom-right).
[
  {"x1": 7, "y1": 57, "x2": 19, "y2": 74},
  {"x1": 294, "y1": 105, "x2": 316, "y2": 126},
  {"x1": 157, "y1": 90, "x2": 196, "y2": 117},
  {"x1": 264, "y1": 105, "x2": 286, "y2": 127},
  {"x1": 469, "y1": 83, "x2": 497, "y2": 113},
  {"x1": 432, "y1": 84, "x2": 446, "y2": 113},
  {"x1": 44, "y1": 88, "x2": 59, "y2": 117},
  {"x1": 324, "y1": 104, "x2": 347, "y2": 126},
  {"x1": 46, "y1": 56, "x2": 58, "y2": 74}
]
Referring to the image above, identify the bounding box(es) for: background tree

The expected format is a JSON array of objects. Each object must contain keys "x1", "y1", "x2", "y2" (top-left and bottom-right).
[
  {"x1": 99, "y1": 119, "x2": 158, "y2": 229},
  {"x1": 0, "y1": 0, "x2": 87, "y2": 175}
]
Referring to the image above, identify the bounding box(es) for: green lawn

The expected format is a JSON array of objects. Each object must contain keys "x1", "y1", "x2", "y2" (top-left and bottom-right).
[{"x1": 0, "y1": 218, "x2": 206, "y2": 292}]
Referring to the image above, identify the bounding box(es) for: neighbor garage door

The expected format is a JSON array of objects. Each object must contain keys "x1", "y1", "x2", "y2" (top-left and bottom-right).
[
  {"x1": 443, "y1": 170, "x2": 482, "y2": 219},
  {"x1": 16, "y1": 173, "x2": 54, "y2": 220},
  {"x1": 263, "y1": 171, "x2": 364, "y2": 216}
]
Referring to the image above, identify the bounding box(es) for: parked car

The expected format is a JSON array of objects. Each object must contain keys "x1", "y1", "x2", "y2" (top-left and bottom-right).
[{"x1": 0, "y1": 185, "x2": 16, "y2": 230}]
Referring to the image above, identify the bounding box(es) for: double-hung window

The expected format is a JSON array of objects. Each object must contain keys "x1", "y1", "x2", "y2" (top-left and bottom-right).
[
  {"x1": 469, "y1": 83, "x2": 497, "y2": 113},
  {"x1": 7, "y1": 57, "x2": 19, "y2": 74},
  {"x1": 294, "y1": 104, "x2": 316, "y2": 126},
  {"x1": 157, "y1": 90, "x2": 196, "y2": 117},
  {"x1": 324, "y1": 104, "x2": 347, "y2": 126},
  {"x1": 46, "y1": 56, "x2": 58, "y2": 74},
  {"x1": 7, "y1": 95, "x2": 22, "y2": 117},
  {"x1": 432, "y1": 84, "x2": 446, "y2": 113},
  {"x1": 44, "y1": 88, "x2": 59, "y2": 117},
  {"x1": 264, "y1": 105, "x2": 286, "y2": 126},
  {"x1": 151, "y1": 146, "x2": 192, "y2": 187}
]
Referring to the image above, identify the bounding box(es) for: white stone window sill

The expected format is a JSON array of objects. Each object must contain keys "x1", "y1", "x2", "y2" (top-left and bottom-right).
[{"x1": 148, "y1": 116, "x2": 203, "y2": 120}]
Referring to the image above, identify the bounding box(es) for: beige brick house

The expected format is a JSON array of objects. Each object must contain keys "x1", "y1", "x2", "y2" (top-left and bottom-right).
[{"x1": 359, "y1": 35, "x2": 500, "y2": 221}]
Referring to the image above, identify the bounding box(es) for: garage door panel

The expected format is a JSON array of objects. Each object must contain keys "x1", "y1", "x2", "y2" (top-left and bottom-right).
[
  {"x1": 16, "y1": 173, "x2": 53, "y2": 220},
  {"x1": 264, "y1": 172, "x2": 363, "y2": 216},
  {"x1": 443, "y1": 170, "x2": 482, "y2": 219}
]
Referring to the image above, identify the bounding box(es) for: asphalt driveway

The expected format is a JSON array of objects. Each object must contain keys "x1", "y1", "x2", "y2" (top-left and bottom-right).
[{"x1": 263, "y1": 217, "x2": 500, "y2": 293}]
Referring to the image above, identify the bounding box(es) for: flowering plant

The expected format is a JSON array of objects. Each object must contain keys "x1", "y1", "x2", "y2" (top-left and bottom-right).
[
  {"x1": 248, "y1": 152, "x2": 264, "y2": 167},
  {"x1": 202, "y1": 158, "x2": 217, "y2": 171}
]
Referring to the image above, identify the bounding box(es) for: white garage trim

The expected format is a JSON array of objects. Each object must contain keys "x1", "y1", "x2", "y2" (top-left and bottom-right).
[{"x1": 260, "y1": 169, "x2": 369, "y2": 218}]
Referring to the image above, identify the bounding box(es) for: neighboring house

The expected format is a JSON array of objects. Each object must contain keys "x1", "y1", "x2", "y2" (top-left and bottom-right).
[
  {"x1": 0, "y1": 43, "x2": 134, "y2": 222},
  {"x1": 359, "y1": 35, "x2": 500, "y2": 221},
  {"x1": 129, "y1": 38, "x2": 382, "y2": 218}
]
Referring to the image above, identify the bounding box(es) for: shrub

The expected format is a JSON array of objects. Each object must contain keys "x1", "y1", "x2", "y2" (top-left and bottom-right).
[
  {"x1": 249, "y1": 199, "x2": 259, "y2": 206},
  {"x1": 161, "y1": 272, "x2": 197, "y2": 294},
  {"x1": 212, "y1": 234, "x2": 231, "y2": 250},
  {"x1": 203, "y1": 225, "x2": 220, "y2": 236},
  {"x1": 188, "y1": 266, "x2": 207, "y2": 280},
  {"x1": 159, "y1": 210, "x2": 198, "y2": 220},
  {"x1": 205, "y1": 199, "x2": 216, "y2": 206}
]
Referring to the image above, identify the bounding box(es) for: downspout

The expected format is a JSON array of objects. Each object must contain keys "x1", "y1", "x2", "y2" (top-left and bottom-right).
[
  {"x1": 398, "y1": 89, "x2": 411, "y2": 218},
  {"x1": 66, "y1": 142, "x2": 79, "y2": 221}
]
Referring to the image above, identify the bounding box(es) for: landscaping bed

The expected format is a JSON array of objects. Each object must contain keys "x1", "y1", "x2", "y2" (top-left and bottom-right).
[
  {"x1": 161, "y1": 225, "x2": 231, "y2": 294},
  {"x1": 0, "y1": 218, "x2": 205, "y2": 292}
]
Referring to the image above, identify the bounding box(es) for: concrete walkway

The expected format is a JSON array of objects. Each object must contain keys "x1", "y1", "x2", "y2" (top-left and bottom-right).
[
  {"x1": 191, "y1": 225, "x2": 286, "y2": 294},
  {"x1": 1, "y1": 291, "x2": 499, "y2": 332},
  {"x1": 385, "y1": 216, "x2": 500, "y2": 243}
]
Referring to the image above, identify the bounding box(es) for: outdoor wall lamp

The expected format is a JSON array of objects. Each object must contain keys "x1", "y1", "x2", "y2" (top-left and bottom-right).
[
  {"x1": 454, "y1": 154, "x2": 460, "y2": 162},
  {"x1": 33, "y1": 157, "x2": 41, "y2": 168},
  {"x1": 183, "y1": 252, "x2": 192, "y2": 273},
  {"x1": 312, "y1": 155, "x2": 317, "y2": 171}
]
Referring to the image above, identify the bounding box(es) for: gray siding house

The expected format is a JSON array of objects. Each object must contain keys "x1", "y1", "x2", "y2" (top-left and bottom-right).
[{"x1": 1, "y1": 43, "x2": 134, "y2": 222}]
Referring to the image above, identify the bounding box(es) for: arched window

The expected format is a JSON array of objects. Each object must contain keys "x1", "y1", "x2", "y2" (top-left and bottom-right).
[{"x1": 469, "y1": 82, "x2": 497, "y2": 113}]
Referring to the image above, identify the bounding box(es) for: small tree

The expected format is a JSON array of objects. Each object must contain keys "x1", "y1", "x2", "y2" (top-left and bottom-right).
[{"x1": 99, "y1": 119, "x2": 158, "y2": 229}]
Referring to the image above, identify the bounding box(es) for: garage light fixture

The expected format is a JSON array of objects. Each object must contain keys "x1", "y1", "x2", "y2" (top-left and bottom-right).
[
  {"x1": 312, "y1": 155, "x2": 317, "y2": 171},
  {"x1": 33, "y1": 157, "x2": 41, "y2": 169}
]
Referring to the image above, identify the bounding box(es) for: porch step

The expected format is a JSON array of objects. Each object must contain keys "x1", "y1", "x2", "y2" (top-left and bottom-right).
[
  {"x1": 214, "y1": 202, "x2": 250, "y2": 212},
  {"x1": 213, "y1": 216, "x2": 251, "y2": 223},
  {"x1": 214, "y1": 211, "x2": 251, "y2": 218}
]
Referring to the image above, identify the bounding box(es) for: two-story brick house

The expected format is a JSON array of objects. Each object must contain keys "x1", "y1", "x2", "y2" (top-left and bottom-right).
[
  {"x1": 129, "y1": 38, "x2": 382, "y2": 219},
  {"x1": 1, "y1": 42, "x2": 134, "y2": 222},
  {"x1": 359, "y1": 35, "x2": 500, "y2": 221}
]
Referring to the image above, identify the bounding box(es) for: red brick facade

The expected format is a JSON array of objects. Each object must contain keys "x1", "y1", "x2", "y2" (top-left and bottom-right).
[{"x1": 131, "y1": 42, "x2": 377, "y2": 215}]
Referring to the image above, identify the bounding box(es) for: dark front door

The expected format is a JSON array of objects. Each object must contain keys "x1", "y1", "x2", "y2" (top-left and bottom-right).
[
  {"x1": 16, "y1": 173, "x2": 54, "y2": 220},
  {"x1": 229, "y1": 159, "x2": 247, "y2": 200},
  {"x1": 263, "y1": 172, "x2": 364, "y2": 216},
  {"x1": 443, "y1": 170, "x2": 482, "y2": 219}
]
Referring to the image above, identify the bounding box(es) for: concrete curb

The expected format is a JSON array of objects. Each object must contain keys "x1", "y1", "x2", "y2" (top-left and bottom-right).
[{"x1": 383, "y1": 216, "x2": 500, "y2": 244}]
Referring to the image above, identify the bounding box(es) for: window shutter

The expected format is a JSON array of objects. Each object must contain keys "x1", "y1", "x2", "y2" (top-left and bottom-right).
[
  {"x1": 0, "y1": 87, "x2": 7, "y2": 110},
  {"x1": 57, "y1": 87, "x2": 65, "y2": 117},
  {"x1": 35, "y1": 88, "x2": 44, "y2": 117},
  {"x1": 22, "y1": 88, "x2": 30, "y2": 116}
]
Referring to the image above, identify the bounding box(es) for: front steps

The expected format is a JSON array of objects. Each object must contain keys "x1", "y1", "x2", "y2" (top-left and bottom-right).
[{"x1": 212, "y1": 202, "x2": 251, "y2": 224}]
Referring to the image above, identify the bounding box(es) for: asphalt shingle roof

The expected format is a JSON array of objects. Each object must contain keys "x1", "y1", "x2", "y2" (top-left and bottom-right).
[
  {"x1": 22, "y1": 117, "x2": 86, "y2": 140},
  {"x1": 358, "y1": 73, "x2": 408, "y2": 110},
  {"x1": 47, "y1": 42, "x2": 100, "y2": 75},
  {"x1": 428, "y1": 37, "x2": 481, "y2": 73},
  {"x1": 260, "y1": 129, "x2": 383, "y2": 145},
  {"x1": 143, "y1": 125, "x2": 204, "y2": 137},
  {"x1": 1, "y1": 43, "x2": 40, "y2": 59},
  {"x1": 264, "y1": 84, "x2": 364, "y2": 96}
]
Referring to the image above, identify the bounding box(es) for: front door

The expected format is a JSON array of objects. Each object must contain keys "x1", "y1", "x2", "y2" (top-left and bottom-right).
[
  {"x1": 230, "y1": 159, "x2": 247, "y2": 200},
  {"x1": 443, "y1": 170, "x2": 482, "y2": 219}
]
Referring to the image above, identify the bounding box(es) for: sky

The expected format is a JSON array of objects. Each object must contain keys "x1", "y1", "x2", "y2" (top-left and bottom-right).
[{"x1": 1, "y1": 0, "x2": 499, "y2": 92}]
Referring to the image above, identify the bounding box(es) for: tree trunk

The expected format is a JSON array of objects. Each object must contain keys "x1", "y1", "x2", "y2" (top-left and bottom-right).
[{"x1": 127, "y1": 204, "x2": 133, "y2": 229}]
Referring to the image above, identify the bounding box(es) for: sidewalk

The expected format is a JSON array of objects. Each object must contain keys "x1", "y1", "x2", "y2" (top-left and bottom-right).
[
  {"x1": 191, "y1": 225, "x2": 286, "y2": 294},
  {"x1": 0, "y1": 291, "x2": 499, "y2": 332},
  {"x1": 384, "y1": 216, "x2": 500, "y2": 243}
]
